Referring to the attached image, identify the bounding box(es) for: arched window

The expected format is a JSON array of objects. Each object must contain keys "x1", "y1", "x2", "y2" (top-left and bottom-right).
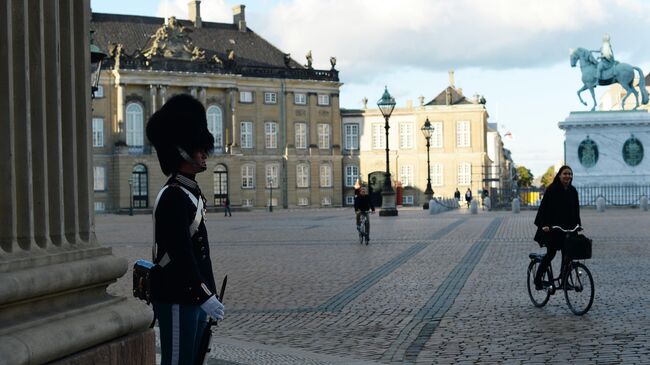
[
  {"x1": 126, "y1": 103, "x2": 144, "y2": 147},
  {"x1": 213, "y1": 164, "x2": 228, "y2": 206},
  {"x1": 206, "y1": 105, "x2": 223, "y2": 152},
  {"x1": 131, "y1": 164, "x2": 148, "y2": 208}
]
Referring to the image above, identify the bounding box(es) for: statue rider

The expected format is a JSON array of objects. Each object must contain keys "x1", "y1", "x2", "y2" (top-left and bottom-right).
[{"x1": 592, "y1": 34, "x2": 615, "y2": 82}]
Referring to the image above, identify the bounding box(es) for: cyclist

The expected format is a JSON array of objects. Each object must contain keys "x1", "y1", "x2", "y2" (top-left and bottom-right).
[
  {"x1": 354, "y1": 187, "x2": 375, "y2": 239},
  {"x1": 533, "y1": 165, "x2": 582, "y2": 290}
]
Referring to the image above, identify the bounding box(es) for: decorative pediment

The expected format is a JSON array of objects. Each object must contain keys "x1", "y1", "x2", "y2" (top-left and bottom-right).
[{"x1": 143, "y1": 16, "x2": 203, "y2": 61}]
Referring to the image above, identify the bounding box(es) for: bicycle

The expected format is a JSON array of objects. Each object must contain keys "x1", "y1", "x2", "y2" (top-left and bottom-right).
[
  {"x1": 526, "y1": 225, "x2": 594, "y2": 315},
  {"x1": 357, "y1": 211, "x2": 372, "y2": 245}
]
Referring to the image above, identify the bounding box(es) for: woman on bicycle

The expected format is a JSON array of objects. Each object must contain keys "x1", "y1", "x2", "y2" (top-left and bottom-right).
[
  {"x1": 354, "y1": 187, "x2": 375, "y2": 238},
  {"x1": 533, "y1": 165, "x2": 581, "y2": 290}
]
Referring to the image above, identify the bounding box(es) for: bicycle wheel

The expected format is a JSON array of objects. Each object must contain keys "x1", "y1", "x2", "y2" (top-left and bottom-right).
[
  {"x1": 563, "y1": 262, "x2": 594, "y2": 315},
  {"x1": 527, "y1": 260, "x2": 550, "y2": 307}
]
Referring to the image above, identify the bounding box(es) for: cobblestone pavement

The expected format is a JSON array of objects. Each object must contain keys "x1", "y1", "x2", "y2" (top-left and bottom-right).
[{"x1": 99, "y1": 207, "x2": 650, "y2": 364}]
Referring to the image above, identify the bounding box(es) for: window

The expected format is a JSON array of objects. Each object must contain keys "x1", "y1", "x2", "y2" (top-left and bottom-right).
[
  {"x1": 239, "y1": 91, "x2": 253, "y2": 103},
  {"x1": 320, "y1": 164, "x2": 332, "y2": 187},
  {"x1": 213, "y1": 164, "x2": 228, "y2": 206},
  {"x1": 241, "y1": 165, "x2": 255, "y2": 188},
  {"x1": 344, "y1": 124, "x2": 359, "y2": 150},
  {"x1": 242, "y1": 199, "x2": 253, "y2": 207},
  {"x1": 240, "y1": 121, "x2": 253, "y2": 148},
  {"x1": 94, "y1": 85, "x2": 104, "y2": 98},
  {"x1": 321, "y1": 197, "x2": 332, "y2": 206},
  {"x1": 264, "y1": 92, "x2": 277, "y2": 104},
  {"x1": 432, "y1": 121, "x2": 443, "y2": 148},
  {"x1": 402, "y1": 195, "x2": 414, "y2": 205},
  {"x1": 92, "y1": 118, "x2": 104, "y2": 147},
  {"x1": 458, "y1": 162, "x2": 471, "y2": 185},
  {"x1": 298, "y1": 197, "x2": 309, "y2": 206},
  {"x1": 94, "y1": 201, "x2": 105, "y2": 212},
  {"x1": 131, "y1": 164, "x2": 149, "y2": 208},
  {"x1": 126, "y1": 103, "x2": 144, "y2": 146},
  {"x1": 345, "y1": 165, "x2": 359, "y2": 187},
  {"x1": 295, "y1": 123, "x2": 307, "y2": 149},
  {"x1": 318, "y1": 124, "x2": 330, "y2": 149},
  {"x1": 294, "y1": 93, "x2": 307, "y2": 105},
  {"x1": 317, "y1": 94, "x2": 330, "y2": 106},
  {"x1": 265, "y1": 164, "x2": 279, "y2": 188},
  {"x1": 207, "y1": 105, "x2": 223, "y2": 152},
  {"x1": 297, "y1": 163, "x2": 309, "y2": 188},
  {"x1": 93, "y1": 166, "x2": 105, "y2": 191},
  {"x1": 400, "y1": 165, "x2": 413, "y2": 187},
  {"x1": 372, "y1": 123, "x2": 385, "y2": 149},
  {"x1": 345, "y1": 195, "x2": 355, "y2": 205},
  {"x1": 265, "y1": 122, "x2": 278, "y2": 149},
  {"x1": 456, "y1": 121, "x2": 471, "y2": 147},
  {"x1": 399, "y1": 123, "x2": 414, "y2": 149},
  {"x1": 432, "y1": 163, "x2": 443, "y2": 186}
]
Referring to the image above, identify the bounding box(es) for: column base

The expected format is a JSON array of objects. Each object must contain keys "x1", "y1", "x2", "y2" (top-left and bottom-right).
[
  {"x1": 50, "y1": 329, "x2": 155, "y2": 365},
  {"x1": 379, "y1": 208, "x2": 398, "y2": 216}
]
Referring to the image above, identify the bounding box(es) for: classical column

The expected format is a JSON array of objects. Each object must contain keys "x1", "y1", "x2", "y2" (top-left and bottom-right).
[
  {"x1": 116, "y1": 82, "x2": 125, "y2": 140},
  {"x1": 199, "y1": 87, "x2": 207, "y2": 105},
  {"x1": 149, "y1": 84, "x2": 158, "y2": 114},
  {"x1": 0, "y1": 1, "x2": 153, "y2": 363},
  {"x1": 159, "y1": 85, "x2": 167, "y2": 105},
  {"x1": 190, "y1": 86, "x2": 198, "y2": 98}
]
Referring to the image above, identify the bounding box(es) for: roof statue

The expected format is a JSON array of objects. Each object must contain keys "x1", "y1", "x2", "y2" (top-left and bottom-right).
[
  {"x1": 305, "y1": 50, "x2": 313, "y2": 69},
  {"x1": 144, "y1": 16, "x2": 203, "y2": 60},
  {"x1": 570, "y1": 34, "x2": 648, "y2": 111}
]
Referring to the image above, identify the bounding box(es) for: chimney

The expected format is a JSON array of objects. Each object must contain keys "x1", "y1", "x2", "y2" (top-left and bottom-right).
[
  {"x1": 233, "y1": 5, "x2": 246, "y2": 32},
  {"x1": 188, "y1": 1, "x2": 202, "y2": 28},
  {"x1": 448, "y1": 69, "x2": 455, "y2": 88}
]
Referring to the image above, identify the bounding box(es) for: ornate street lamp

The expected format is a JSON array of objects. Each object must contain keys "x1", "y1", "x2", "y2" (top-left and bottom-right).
[
  {"x1": 267, "y1": 176, "x2": 273, "y2": 212},
  {"x1": 421, "y1": 117, "x2": 434, "y2": 209},
  {"x1": 128, "y1": 177, "x2": 134, "y2": 216},
  {"x1": 377, "y1": 86, "x2": 398, "y2": 216},
  {"x1": 90, "y1": 30, "x2": 107, "y2": 99}
]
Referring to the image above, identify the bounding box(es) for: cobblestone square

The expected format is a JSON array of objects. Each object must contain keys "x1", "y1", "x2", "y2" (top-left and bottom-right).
[{"x1": 100, "y1": 208, "x2": 650, "y2": 364}]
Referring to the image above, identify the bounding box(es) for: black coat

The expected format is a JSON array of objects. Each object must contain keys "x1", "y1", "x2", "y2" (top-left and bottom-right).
[
  {"x1": 533, "y1": 184, "x2": 581, "y2": 248},
  {"x1": 354, "y1": 194, "x2": 374, "y2": 212}
]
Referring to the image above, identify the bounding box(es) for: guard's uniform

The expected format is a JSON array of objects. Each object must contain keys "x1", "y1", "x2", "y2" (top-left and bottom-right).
[{"x1": 151, "y1": 173, "x2": 216, "y2": 365}]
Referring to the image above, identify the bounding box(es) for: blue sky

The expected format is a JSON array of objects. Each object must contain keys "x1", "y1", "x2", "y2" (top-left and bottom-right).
[{"x1": 91, "y1": 0, "x2": 650, "y2": 177}]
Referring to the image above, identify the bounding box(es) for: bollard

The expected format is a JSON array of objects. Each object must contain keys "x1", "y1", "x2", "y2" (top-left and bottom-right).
[
  {"x1": 470, "y1": 200, "x2": 478, "y2": 214},
  {"x1": 512, "y1": 197, "x2": 521, "y2": 214},
  {"x1": 641, "y1": 196, "x2": 648, "y2": 211},
  {"x1": 429, "y1": 199, "x2": 437, "y2": 214},
  {"x1": 596, "y1": 196, "x2": 606, "y2": 212},
  {"x1": 484, "y1": 196, "x2": 491, "y2": 211}
]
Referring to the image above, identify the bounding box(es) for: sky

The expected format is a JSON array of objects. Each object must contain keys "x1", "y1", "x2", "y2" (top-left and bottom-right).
[{"x1": 91, "y1": 0, "x2": 650, "y2": 177}]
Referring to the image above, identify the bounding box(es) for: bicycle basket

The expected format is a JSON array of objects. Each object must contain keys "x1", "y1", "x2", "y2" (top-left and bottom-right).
[{"x1": 564, "y1": 233, "x2": 592, "y2": 260}]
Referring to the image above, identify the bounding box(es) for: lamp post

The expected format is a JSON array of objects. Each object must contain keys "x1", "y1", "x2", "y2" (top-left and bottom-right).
[
  {"x1": 90, "y1": 30, "x2": 107, "y2": 100},
  {"x1": 128, "y1": 177, "x2": 134, "y2": 216},
  {"x1": 268, "y1": 176, "x2": 273, "y2": 212},
  {"x1": 421, "y1": 117, "x2": 434, "y2": 209},
  {"x1": 377, "y1": 86, "x2": 398, "y2": 216}
]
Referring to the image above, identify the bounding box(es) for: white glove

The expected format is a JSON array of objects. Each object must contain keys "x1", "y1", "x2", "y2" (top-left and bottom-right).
[{"x1": 200, "y1": 295, "x2": 225, "y2": 320}]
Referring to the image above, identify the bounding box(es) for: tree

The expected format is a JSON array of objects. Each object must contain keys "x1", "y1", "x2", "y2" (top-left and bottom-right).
[
  {"x1": 515, "y1": 166, "x2": 534, "y2": 188},
  {"x1": 540, "y1": 166, "x2": 555, "y2": 188}
]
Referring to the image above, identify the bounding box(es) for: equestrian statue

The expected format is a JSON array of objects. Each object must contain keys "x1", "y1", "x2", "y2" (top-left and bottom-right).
[{"x1": 570, "y1": 34, "x2": 648, "y2": 111}]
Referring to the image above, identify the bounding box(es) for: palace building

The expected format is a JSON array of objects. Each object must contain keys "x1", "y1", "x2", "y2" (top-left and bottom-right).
[{"x1": 91, "y1": 2, "x2": 342, "y2": 212}]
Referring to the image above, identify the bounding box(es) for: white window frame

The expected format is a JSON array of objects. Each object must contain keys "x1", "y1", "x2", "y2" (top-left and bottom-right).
[
  {"x1": 294, "y1": 93, "x2": 307, "y2": 105},
  {"x1": 431, "y1": 163, "x2": 444, "y2": 186},
  {"x1": 265, "y1": 164, "x2": 279, "y2": 188},
  {"x1": 264, "y1": 92, "x2": 277, "y2": 104},
  {"x1": 295, "y1": 122, "x2": 307, "y2": 149},
  {"x1": 242, "y1": 199, "x2": 253, "y2": 207},
  {"x1": 297, "y1": 197, "x2": 309, "y2": 206},
  {"x1": 318, "y1": 124, "x2": 330, "y2": 149},
  {"x1": 317, "y1": 94, "x2": 330, "y2": 106},
  {"x1": 92, "y1": 117, "x2": 104, "y2": 147},
  {"x1": 320, "y1": 164, "x2": 332, "y2": 187},
  {"x1": 399, "y1": 123, "x2": 414, "y2": 149},
  {"x1": 321, "y1": 197, "x2": 332, "y2": 206},
  {"x1": 241, "y1": 164, "x2": 255, "y2": 188},
  {"x1": 94, "y1": 85, "x2": 104, "y2": 98},
  {"x1": 296, "y1": 163, "x2": 309, "y2": 188},
  {"x1": 456, "y1": 120, "x2": 471, "y2": 147},
  {"x1": 372, "y1": 123, "x2": 385, "y2": 149},
  {"x1": 207, "y1": 105, "x2": 223, "y2": 151},
  {"x1": 400, "y1": 165, "x2": 413, "y2": 187},
  {"x1": 265, "y1": 122, "x2": 278, "y2": 149},
  {"x1": 239, "y1": 91, "x2": 253, "y2": 103},
  {"x1": 344, "y1": 124, "x2": 359, "y2": 150},
  {"x1": 345, "y1": 165, "x2": 359, "y2": 187},
  {"x1": 432, "y1": 121, "x2": 443, "y2": 148},
  {"x1": 402, "y1": 195, "x2": 414, "y2": 205},
  {"x1": 125, "y1": 103, "x2": 144, "y2": 147},
  {"x1": 458, "y1": 162, "x2": 471, "y2": 186},
  {"x1": 94, "y1": 201, "x2": 105, "y2": 212},
  {"x1": 240, "y1": 121, "x2": 253, "y2": 149},
  {"x1": 93, "y1": 166, "x2": 105, "y2": 191},
  {"x1": 345, "y1": 195, "x2": 355, "y2": 205}
]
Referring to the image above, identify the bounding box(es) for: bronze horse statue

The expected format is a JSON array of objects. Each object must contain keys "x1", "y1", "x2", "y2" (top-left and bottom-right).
[{"x1": 570, "y1": 47, "x2": 648, "y2": 111}]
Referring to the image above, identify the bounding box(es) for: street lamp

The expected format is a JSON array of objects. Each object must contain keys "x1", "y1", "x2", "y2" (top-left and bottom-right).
[
  {"x1": 267, "y1": 176, "x2": 273, "y2": 212},
  {"x1": 90, "y1": 30, "x2": 107, "y2": 100},
  {"x1": 128, "y1": 177, "x2": 134, "y2": 216},
  {"x1": 377, "y1": 86, "x2": 398, "y2": 216},
  {"x1": 421, "y1": 117, "x2": 434, "y2": 209}
]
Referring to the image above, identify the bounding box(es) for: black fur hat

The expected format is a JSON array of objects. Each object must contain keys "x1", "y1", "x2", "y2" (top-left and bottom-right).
[{"x1": 146, "y1": 94, "x2": 214, "y2": 175}]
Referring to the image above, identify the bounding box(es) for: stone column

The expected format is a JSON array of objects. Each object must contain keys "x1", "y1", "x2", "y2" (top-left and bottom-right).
[
  {"x1": 199, "y1": 87, "x2": 207, "y2": 106},
  {"x1": 160, "y1": 85, "x2": 167, "y2": 105},
  {"x1": 116, "y1": 82, "x2": 125, "y2": 141},
  {"x1": 190, "y1": 86, "x2": 198, "y2": 98},
  {"x1": 149, "y1": 84, "x2": 157, "y2": 114},
  {"x1": 0, "y1": 1, "x2": 153, "y2": 364}
]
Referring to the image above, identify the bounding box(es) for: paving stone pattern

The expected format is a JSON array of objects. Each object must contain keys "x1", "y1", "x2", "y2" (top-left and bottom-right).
[{"x1": 100, "y1": 208, "x2": 650, "y2": 364}]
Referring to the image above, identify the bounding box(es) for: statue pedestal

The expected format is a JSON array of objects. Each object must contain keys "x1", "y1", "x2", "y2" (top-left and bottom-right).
[{"x1": 559, "y1": 111, "x2": 650, "y2": 204}]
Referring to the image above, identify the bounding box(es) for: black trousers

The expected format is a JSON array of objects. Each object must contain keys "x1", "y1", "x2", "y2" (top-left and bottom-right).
[{"x1": 535, "y1": 244, "x2": 569, "y2": 283}]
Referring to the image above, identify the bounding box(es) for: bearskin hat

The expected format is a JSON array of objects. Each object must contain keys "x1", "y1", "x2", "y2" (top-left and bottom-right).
[{"x1": 146, "y1": 94, "x2": 214, "y2": 175}]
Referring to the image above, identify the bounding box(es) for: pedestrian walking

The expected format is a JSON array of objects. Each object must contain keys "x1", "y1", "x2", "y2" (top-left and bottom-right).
[
  {"x1": 224, "y1": 197, "x2": 232, "y2": 217},
  {"x1": 465, "y1": 188, "x2": 473, "y2": 208},
  {"x1": 146, "y1": 94, "x2": 225, "y2": 365}
]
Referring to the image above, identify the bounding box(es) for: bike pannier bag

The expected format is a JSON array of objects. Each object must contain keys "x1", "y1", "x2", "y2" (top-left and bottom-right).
[{"x1": 564, "y1": 233, "x2": 592, "y2": 259}]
